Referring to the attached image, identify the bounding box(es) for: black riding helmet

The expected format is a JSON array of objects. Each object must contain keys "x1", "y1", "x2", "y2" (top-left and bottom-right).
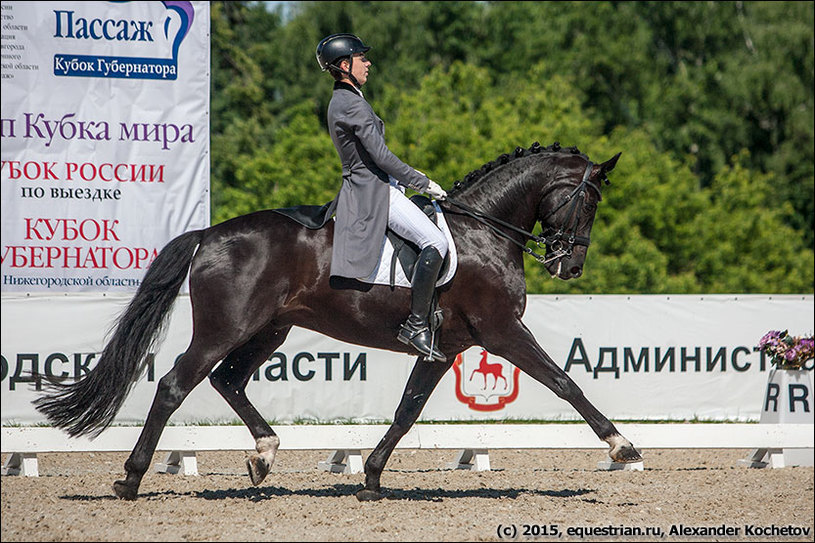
[
  {"x1": 316, "y1": 34, "x2": 370, "y2": 88},
  {"x1": 316, "y1": 33, "x2": 370, "y2": 71}
]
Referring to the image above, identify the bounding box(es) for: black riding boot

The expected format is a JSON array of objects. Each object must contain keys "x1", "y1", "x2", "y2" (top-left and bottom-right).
[{"x1": 397, "y1": 247, "x2": 446, "y2": 362}]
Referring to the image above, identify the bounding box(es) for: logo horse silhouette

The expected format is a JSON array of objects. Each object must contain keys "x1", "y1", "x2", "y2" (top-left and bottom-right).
[{"x1": 469, "y1": 350, "x2": 508, "y2": 390}]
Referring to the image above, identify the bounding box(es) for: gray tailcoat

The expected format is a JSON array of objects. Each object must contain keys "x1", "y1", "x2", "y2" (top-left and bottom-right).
[{"x1": 327, "y1": 82, "x2": 430, "y2": 279}]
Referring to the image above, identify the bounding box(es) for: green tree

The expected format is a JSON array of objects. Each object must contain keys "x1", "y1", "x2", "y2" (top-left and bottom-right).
[
  {"x1": 475, "y1": 1, "x2": 813, "y2": 246},
  {"x1": 207, "y1": 1, "x2": 814, "y2": 294},
  {"x1": 212, "y1": 102, "x2": 340, "y2": 225},
  {"x1": 691, "y1": 151, "x2": 814, "y2": 293}
]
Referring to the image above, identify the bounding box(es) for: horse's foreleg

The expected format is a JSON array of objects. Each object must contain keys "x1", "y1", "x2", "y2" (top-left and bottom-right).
[
  {"x1": 210, "y1": 325, "x2": 292, "y2": 486},
  {"x1": 356, "y1": 357, "x2": 452, "y2": 502},
  {"x1": 113, "y1": 340, "x2": 224, "y2": 500},
  {"x1": 484, "y1": 321, "x2": 641, "y2": 463}
]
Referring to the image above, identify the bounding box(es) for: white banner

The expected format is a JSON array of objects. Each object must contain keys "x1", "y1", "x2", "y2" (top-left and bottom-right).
[
  {"x1": 1, "y1": 1, "x2": 210, "y2": 292},
  {"x1": 2, "y1": 294, "x2": 812, "y2": 425}
]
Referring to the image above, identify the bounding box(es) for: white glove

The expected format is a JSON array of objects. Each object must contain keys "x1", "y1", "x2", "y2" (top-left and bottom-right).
[{"x1": 425, "y1": 180, "x2": 447, "y2": 200}]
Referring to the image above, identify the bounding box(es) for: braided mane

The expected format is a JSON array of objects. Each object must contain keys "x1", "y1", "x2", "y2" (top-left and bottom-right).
[{"x1": 449, "y1": 141, "x2": 589, "y2": 195}]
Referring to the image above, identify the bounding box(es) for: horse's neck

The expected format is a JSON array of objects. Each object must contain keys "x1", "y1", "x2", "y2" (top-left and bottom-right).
[{"x1": 455, "y1": 163, "x2": 545, "y2": 233}]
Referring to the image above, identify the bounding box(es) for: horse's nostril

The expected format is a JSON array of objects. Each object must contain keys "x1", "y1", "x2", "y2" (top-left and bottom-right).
[{"x1": 571, "y1": 267, "x2": 582, "y2": 278}]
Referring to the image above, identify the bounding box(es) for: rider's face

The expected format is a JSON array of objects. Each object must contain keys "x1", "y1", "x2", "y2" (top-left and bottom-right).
[{"x1": 346, "y1": 53, "x2": 370, "y2": 86}]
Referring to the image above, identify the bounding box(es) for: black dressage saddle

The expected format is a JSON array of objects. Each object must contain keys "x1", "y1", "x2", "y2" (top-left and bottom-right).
[{"x1": 273, "y1": 195, "x2": 450, "y2": 289}]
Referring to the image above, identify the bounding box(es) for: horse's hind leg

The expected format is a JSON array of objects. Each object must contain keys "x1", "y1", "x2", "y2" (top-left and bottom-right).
[
  {"x1": 209, "y1": 324, "x2": 292, "y2": 486},
  {"x1": 357, "y1": 357, "x2": 453, "y2": 502},
  {"x1": 112, "y1": 338, "x2": 231, "y2": 500}
]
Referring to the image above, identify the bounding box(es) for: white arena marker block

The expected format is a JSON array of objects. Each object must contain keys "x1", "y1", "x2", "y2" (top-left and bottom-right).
[
  {"x1": 154, "y1": 450, "x2": 198, "y2": 475},
  {"x1": 597, "y1": 456, "x2": 644, "y2": 471},
  {"x1": 739, "y1": 448, "x2": 788, "y2": 469},
  {"x1": 447, "y1": 449, "x2": 491, "y2": 471},
  {"x1": 739, "y1": 369, "x2": 814, "y2": 468},
  {"x1": 318, "y1": 449, "x2": 363, "y2": 474},
  {"x1": 2, "y1": 452, "x2": 39, "y2": 477}
]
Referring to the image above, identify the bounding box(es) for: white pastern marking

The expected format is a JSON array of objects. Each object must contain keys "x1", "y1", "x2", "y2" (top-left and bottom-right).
[
  {"x1": 605, "y1": 433, "x2": 632, "y2": 458},
  {"x1": 255, "y1": 435, "x2": 280, "y2": 467}
]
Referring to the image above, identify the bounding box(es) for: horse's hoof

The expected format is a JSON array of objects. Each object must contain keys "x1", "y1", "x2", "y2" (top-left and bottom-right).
[
  {"x1": 113, "y1": 479, "x2": 138, "y2": 500},
  {"x1": 356, "y1": 488, "x2": 383, "y2": 502},
  {"x1": 246, "y1": 455, "x2": 270, "y2": 486},
  {"x1": 613, "y1": 445, "x2": 643, "y2": 463}
]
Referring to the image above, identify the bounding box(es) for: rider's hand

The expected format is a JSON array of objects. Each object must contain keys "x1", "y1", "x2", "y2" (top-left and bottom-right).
[{"x1": 425, "y1": 180, "x2": 447, "y2": 200}]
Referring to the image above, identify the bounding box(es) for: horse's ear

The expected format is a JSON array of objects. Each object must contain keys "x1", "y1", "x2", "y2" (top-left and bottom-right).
[
  {"x1": 601, "y1": 152, "x2": 621, "y2": 173},
  {"x1": 591, "y1": 152, "x2": 621, "y2": 185}
]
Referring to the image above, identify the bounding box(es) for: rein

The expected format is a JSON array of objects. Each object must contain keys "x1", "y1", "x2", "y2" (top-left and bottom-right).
[{"x1": 443, "y1": 161, "x2": 595, "y2": 265}]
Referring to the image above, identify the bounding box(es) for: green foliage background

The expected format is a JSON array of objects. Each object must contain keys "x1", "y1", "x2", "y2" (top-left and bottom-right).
[{"x1": 209, "y1": 1, "x2": 814, "y2": 294}]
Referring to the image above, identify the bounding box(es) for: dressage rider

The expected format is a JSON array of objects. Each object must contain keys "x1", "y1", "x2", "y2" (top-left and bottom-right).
[{"x1": 316, "y1": 33, "x2": 449, "y2": 362}]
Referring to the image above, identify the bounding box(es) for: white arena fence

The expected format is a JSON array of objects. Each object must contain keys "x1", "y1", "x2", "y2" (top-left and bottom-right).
[
  {"x1": 2, "y1": 423, "x2": 812, "y2": 477},
  {"x1": 3, "y1": 294, "x2": 814, "y2": 425},
  {"x1": 3, "y1": 294, "x2": 813, "y2": 476}
]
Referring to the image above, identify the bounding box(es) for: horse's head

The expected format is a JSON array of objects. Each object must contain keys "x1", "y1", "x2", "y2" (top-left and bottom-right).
[
  {"x1": 445, "y1": 143, "x2": 620, "y2": 281},
  {"x1": 537, "y1": 152, "x2": 620, "y2": 280}
]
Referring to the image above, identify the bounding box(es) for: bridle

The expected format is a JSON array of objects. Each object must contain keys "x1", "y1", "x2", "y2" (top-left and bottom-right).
[{"x1": 443, "y1": 160, "x2": 600, "y2": 267}]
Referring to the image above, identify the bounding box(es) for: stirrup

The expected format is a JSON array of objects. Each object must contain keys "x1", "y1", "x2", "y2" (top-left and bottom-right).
[{"x1": 397, "y1": 323, "x2": 446, "y2": 362}]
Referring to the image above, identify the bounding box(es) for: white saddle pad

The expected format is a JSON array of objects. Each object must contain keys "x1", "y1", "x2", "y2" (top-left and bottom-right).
[{"x1": 358, "y1": 201, "x2": 457, "y2": 288}]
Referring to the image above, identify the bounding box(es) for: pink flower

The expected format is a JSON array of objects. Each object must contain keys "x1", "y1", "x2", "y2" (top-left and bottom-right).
[{"x1": 757, "y1": 330, "x2": 814, "y2": 369}]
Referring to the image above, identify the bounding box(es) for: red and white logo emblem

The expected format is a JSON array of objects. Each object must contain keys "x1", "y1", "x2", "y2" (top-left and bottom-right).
[{"x1": 452, "y1": 349, "x2": 520, "y2": 411}]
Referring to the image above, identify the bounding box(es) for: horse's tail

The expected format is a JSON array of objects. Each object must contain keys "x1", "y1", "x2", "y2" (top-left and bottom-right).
[{"x1": 33, "y1": 230, "x2": 205, "y2": 438}]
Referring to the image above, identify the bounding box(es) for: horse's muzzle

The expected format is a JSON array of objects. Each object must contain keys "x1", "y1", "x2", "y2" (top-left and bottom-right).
[{"x1": 547, "y1": 259, "x2": 584, "y2": 280}]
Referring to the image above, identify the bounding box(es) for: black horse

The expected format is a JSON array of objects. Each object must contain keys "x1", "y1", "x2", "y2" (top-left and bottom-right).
[{"x1": 34, "y1": 142, "x2": 641, "y2": 502}]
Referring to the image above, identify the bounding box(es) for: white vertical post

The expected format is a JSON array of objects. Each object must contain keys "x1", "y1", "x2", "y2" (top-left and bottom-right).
[
  {"x1": 2, "y1": 452, "x2": 39, "y2": 477},
  {"x1": 447, "y1": 448, "x2": 491, "y2": 471},
  {"x1": 317, "y1": 450, "x2": 364, "y2": 474},
  {"x1": 154, "y1": 451, "x2": 199, "y2": 475}
]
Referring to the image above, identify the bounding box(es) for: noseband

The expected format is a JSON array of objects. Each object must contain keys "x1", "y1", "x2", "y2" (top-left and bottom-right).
[{"x1": 444, "y1": 161, "x2": 597, "y2": 266}]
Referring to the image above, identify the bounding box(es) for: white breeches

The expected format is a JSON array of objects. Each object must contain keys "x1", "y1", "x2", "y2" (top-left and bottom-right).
[{"x1": 388, "y1": 183, "x2": 449, "y2": 257}]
